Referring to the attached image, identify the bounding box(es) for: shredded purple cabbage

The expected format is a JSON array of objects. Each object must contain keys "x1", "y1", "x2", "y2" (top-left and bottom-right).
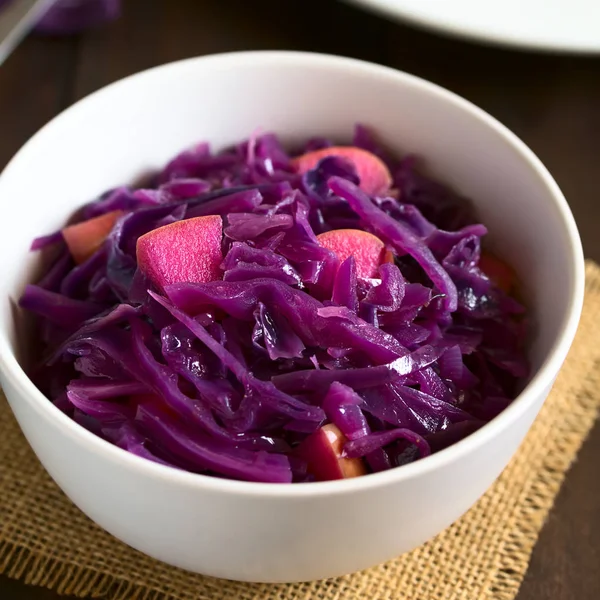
[{"x1": 19, "y1": 125, "x2": 529, "y2": 483}]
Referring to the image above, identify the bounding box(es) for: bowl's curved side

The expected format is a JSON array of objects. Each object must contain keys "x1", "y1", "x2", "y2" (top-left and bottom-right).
[
  {"x1": 2, "y1": 372, "x2": 553, "y2": 581},
  {"x1": 0, "y1": 51, "x2": 584, "y2": 581}
]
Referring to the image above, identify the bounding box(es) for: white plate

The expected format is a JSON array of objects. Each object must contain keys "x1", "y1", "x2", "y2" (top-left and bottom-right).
[{"x1": 345, "y1": 0, "x2": 600, "y2": 53}]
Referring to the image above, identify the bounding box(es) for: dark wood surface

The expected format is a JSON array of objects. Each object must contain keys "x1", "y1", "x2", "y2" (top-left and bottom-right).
[{"x1": 1, "y1": 1, "x2": 599, "y2": 598}]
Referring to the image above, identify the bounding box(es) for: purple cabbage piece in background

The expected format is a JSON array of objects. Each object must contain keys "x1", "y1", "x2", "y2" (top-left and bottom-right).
[{"x1": 35, "y1": 0, "x2": 120, "y2": 35}]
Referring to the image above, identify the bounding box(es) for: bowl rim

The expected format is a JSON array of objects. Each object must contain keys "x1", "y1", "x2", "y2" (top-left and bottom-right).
[
  {"x1": 0, "y1": 50, "x2": 585, "y2": 498},
  {"x1": 343, "y1": 0, "x2": 600, "y2": 55}
]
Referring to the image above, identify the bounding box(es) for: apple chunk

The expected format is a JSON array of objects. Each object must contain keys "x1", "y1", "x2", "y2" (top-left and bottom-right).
[
  {"x1": 297, "y1": 424, "x2": 367, "y2": 481},
  {"x1": 292, "y1": 146, "x2": 392, "y2": 196},
  {"x1": 62, "y1": 210, "x2": 123, "y2": 264},
  {"x1": 317, "y1": 229, "x2": 393, "y2": 280},
  {"x1": 136, "y1": 215, "x2": 223, "y2": 290},
  {"x1": 479, "y1": 252, "x2": 516, "y2": 293}
]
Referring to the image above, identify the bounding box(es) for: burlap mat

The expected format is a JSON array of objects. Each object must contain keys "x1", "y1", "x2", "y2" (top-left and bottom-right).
[{"x1": 1, "y1": 261, "x2": 599, "y2": 600}]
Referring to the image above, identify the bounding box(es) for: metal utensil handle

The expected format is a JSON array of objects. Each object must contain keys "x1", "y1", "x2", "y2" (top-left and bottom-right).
[{"x1": 0, "y1": 0, "x2": 56, "y2": 66}]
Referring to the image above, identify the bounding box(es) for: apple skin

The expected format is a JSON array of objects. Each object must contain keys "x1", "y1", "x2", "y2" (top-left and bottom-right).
[{"x1": 292, "y1": 146, "x2": 392, "y2": 197}]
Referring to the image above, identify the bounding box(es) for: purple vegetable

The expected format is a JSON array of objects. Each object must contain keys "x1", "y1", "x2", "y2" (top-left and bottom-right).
[
  {"x1": 328, "y1": 177, "x2": 458, "y2": 312},
  {"x1": 148, "y1": 291, "x2": 325, "y2": 427},
  {"x1": 30, "y1": 230, "x2": 63, "y2": 251},
  {"x1": 222, "y1": 242, "x2": 302, "y2": 286},
  {"x1": 136, "y1": 402, "x2": 292, "y2": 483},
  {"x1": 186, "y1": 189, "x2": 263, "y2": 218},
  {"x1": 361, "y1": 383, "x2": 472, "y2": 436},
  {"x1": 363, "y1": 262, "x2": 405, "y2": 313},
  {"x1": 67, "y1": 380, "x2": 137, "y2": 424},
  {"x1": 322, "y1": 382, "x2": 370, "y2": 441},
  {"x1": 35, "y1": 0, "x2": 121, "y2": 36},
  {"x1": 253, "y1": 303, "x2": 306, "y2": 360},
  {"x1": 82, "y1": 187, "x2": 153, "y2": 220},
  {"x1": 332, "y1": 256, "x2": 359, "y2": 313},
  {"x1": 344, "y1": 429, "x2": 431, "y2": 459},
  {"x1": 20, "y1": 125, "x2": 528, "y2": 483},
  {"x1": 19, "y1": 284, "x2": 103, "y2": 328},
  {"x1": 111, "y1": 422, "x2": 174, "y2": 467},
  {"x1": 36, "y1": 249, "x2": 73, "y2": 292},
  {"x1": 164, "y1": 278, "x2": 406, "y2": 365}
]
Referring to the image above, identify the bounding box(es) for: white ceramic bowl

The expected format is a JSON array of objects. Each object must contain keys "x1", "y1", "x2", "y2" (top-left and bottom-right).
[{"x1": 0, "y1": 51, "x2": 584, "y2": 583}]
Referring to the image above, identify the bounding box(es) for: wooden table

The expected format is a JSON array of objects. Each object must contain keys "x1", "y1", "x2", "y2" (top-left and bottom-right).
[{"x1": 1, "y1": 1, "x2": 598, "y2": 598}]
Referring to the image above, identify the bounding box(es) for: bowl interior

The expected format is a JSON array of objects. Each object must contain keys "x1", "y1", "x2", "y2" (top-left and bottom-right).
[{"x1": 0, "y1": 52, "x2": 581, "y2": 410}]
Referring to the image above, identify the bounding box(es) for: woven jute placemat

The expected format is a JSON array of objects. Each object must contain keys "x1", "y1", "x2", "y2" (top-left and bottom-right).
[{"x1": 1, "y1": 261, "x2": 599, "y2": 600}]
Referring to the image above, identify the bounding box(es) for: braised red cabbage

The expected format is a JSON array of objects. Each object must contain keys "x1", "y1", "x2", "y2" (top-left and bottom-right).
[{"x1": 20, "y1": 125, "x2": 528, "y2": 483}]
